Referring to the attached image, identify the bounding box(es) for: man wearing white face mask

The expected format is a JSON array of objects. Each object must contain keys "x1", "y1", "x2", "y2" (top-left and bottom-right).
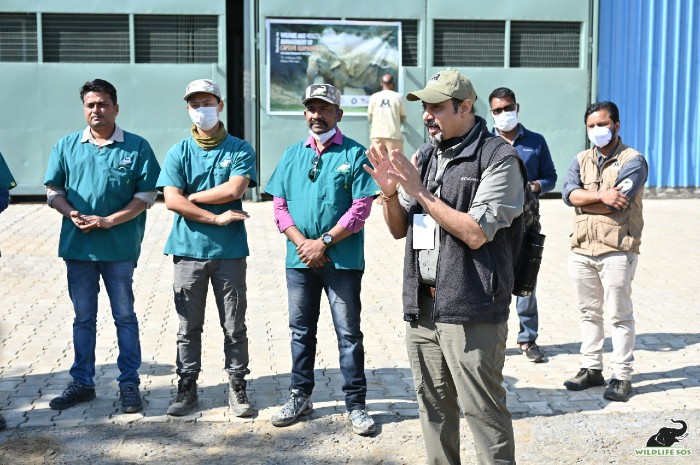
[
  {"x1": 489, "y1": 87, "x2": 557, "y2": 363},
  {"x1": 562, "y1": 101, "x2": 648, "y2": 402},
  {"x1": 157, "y1": 79, "x2": 258, "y2": 417}
]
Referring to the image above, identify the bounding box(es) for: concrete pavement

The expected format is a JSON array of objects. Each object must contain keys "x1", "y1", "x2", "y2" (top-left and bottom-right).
[{"x1": 0, "y1": 198, "x2": 698, "y2": 458}]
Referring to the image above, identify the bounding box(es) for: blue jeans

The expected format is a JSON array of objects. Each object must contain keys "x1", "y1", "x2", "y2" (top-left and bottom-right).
[
  {"x1": 65, "y1": 260, "x2": 141, "y2": 388},
  {"x1": 516, "y1": 288, "x2": 538, "y2": 344},
  {"x1": 286, "y1": 267, "x2": 366, "y2": 411}
]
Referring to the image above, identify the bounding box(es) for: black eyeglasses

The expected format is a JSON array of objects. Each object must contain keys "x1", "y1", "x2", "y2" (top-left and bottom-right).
[
  {"x1": 308, "y1": 153, "x2": 322, "y2": 181},
  {"x1": 490, "y1": 103, "x2": 517, "y2": 115}
]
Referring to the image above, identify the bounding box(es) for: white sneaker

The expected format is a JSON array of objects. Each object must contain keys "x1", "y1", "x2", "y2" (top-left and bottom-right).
[{"x1": 349, "y1": 408, "x2": 376, "y2": 436}]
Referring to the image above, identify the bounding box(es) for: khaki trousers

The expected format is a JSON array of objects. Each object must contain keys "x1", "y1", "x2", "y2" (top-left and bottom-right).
[
  {"x1": 405, "y1": 293, "x2": 515, "y2": 465},
  {"x1": 568, "y1": 251, "x2": 638, "y2": 380}
]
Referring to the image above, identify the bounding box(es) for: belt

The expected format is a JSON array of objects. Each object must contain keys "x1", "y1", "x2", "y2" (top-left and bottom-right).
[{"x1": 420, "y1": 283, "x2": 436, "y2": 299}]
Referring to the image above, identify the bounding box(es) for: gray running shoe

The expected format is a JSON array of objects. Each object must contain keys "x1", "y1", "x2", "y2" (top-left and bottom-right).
[
  {"x1": 270, "y1": 389, "x2": 313, "y2": 427},
  {"x1": 349, "y1": 408, "x2": 376, "y2": 436}
]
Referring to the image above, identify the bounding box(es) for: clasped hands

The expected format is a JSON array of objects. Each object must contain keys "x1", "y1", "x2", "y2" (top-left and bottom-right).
[
  {"x1": 70, "y1": 211, "x2": 111, "y2": 233},
  {"x1": 297, "y1": 238, "x2": 329, "y2": 268}
]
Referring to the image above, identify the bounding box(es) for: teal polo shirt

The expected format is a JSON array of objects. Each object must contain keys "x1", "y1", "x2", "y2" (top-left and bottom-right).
[
  {"x1": 44, "y1": 130, "x2": 160, "y2": 262},
  {"x1": 0, "y1": 153, "x2": 16, "y2": 190},
  {"x1": 157, "y1": 134, "x2": 257, "y2": 259},
  {"x1": 265, "y1": 133, "x2": 376, "y2": 270}
]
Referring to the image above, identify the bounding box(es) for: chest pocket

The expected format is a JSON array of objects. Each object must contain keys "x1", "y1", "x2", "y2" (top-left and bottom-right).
[
  {"x1": 108, "y1": 166, "x2": 135, "y2": 188},
  {"x1": 214, "y1": 167, "x2": 231, "y2": 184},
  {"x1": 322, "y1": 170, "x2": 352, "y2": 205}
]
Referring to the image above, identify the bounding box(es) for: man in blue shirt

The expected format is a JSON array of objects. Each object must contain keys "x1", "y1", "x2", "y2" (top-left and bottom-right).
[
  {"x1": 44, "y1": 79, "x2": 160, "y2": 414},
  {"x1": 157, "y1": 79, "x2": 257, "y2": 418},
  {"x1": 489, "y1": 87, "x2": 557, "y2": 363}
]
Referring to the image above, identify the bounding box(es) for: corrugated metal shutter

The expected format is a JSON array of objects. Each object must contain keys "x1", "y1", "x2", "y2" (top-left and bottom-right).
[
  {"x1": 134, "y1": 15, "x2": 219, "y2": 64},
  {"x1": 0, "y1": 13, "x2": 38, "y2": 62},
  {"x1": 597, "y1": 0, "x2": 700, "y2": 188},
  {"x1": 42, "y1": 14, "x2": 129, "y2": 63}
]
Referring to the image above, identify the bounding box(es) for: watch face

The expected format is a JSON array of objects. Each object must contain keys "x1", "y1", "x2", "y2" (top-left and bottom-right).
[{"x1": 322, "y1": 234, "x2": 332, "y2": 245}]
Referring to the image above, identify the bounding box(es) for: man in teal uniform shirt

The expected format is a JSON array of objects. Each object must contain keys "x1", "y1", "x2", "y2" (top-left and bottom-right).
[
  {"x1": 157, "y1": 79, "x2": 257, "y2": 417},
  {"x1": 0, "y1": 151, "x2": 16, "y2": 430},
  {"x1": 44, "y1": 79, "x2": 160, "y2": 414},
  {"x1": 265, "y1": 84, "x2": 379, "y2": 436}
]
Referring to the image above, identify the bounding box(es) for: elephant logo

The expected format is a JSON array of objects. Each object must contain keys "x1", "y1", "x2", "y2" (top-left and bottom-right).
[{"x1": 647, "y1": 419, "x2": 689, "y2": 447}]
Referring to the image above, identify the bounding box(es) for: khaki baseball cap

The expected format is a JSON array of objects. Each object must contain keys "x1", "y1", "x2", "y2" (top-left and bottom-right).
[
  {"x1": 302, "y1": 84, "x2": 341, "y2": 106},
  {"x1": 406, "y1": 69, "x2": 477, "y2": 103},
  {"x1": 183, "y1": 79, "x2": 221, "y2": 101}
]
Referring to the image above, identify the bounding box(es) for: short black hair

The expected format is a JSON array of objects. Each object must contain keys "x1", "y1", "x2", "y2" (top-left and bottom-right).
[
  {"x1": 381, "y1": 74, "x2": 394, "y2": 85},
  {"x1": 584, "y1": 101, "x2": 620, "y2": 124},
  {"x1": 488, "y1": 87, "x2": 516, "y2": 104},
  {"x1": 80, "y1": 79, "x2": 118, "y2": 105},
  {"x1": 450, "y1": 98, "x2": 475, "y2": 115}
]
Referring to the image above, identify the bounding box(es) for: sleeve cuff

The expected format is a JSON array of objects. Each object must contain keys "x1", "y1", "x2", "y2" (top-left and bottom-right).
[{"x1": 134, "y1": 191, "x2": 158, "y2": 208}]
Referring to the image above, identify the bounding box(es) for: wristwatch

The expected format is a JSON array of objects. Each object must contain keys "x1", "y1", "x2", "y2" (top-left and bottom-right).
[{"x1": 321, "y1": 232, "x2": 334, "y2": 247}]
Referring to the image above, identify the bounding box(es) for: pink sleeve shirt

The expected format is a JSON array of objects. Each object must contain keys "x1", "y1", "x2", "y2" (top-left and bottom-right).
[{"x1": 273, "y1": 128, "x2": 374, "y2": 234}]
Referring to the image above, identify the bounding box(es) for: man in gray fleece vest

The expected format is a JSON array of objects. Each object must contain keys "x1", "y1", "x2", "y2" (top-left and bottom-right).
[{"x1": 365, "y1": 69, "x2": 525, "y2": 465}]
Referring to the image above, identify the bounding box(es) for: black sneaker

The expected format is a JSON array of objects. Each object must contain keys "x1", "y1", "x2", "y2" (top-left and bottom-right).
[
  {"x1": 270, "y1": 389, "x2": 313, "y2": 427},
  {"x1": 228, "y1": 378, "x2": 253, "y2": 417},
  {"x1": 520, "y1": 342, "x2": 545, "y2": 363},
  {"x1": 167, "y1": 379, "x2": 198, "y2": 416},
  {"x1": 563, "y1": 368, "x2": 605, "y2": 391},
  {"x1": 120, "y1": 383, "x2": 143, "y2": 414},
  {"x1": 49, "y1": 381, "x2": 96, "y2": 410},
  {"x1": 603, "y1": 379, "x2": 632, "y2": 402}
]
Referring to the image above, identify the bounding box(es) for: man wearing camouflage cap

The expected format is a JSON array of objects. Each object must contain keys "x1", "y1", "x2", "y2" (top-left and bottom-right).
[
  {"x1": 265, "y1": 84, "x2": 379, "y2": 436},
  {"x1": 157, "y1": 79, "x2": 257, "y2": 418},
  {"x1": 365, "y1": 69, "x2": 524, "y2": 464}
]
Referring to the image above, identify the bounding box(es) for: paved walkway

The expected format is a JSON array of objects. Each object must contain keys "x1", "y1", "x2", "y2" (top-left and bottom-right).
[{"x1": 0, "y1": 199, "x2": 698, "y2": 447}]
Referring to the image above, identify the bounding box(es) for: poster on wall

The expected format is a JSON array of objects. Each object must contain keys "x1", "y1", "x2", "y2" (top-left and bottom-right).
[{"x1": 266, "y1": 19, "x2": 401, "y2": 115}]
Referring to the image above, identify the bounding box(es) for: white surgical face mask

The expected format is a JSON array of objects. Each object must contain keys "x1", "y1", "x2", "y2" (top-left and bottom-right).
[
  {"x1": 587, "y1": 125, "x2": 613, "y2": 148},
  {"x1": 309, "y1": 127, "x2": 336, "y2": 145},
  {"x1": 189, "y1": 107, "x2": 219, "y2": 131},
  {"x1": 493, "y1": 110, "x2": 519, "y2": 132}
]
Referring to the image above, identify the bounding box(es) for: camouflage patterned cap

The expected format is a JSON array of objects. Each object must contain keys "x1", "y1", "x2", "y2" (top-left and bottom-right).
[
  {"x1": 406, "y1": 69, "x2": 477, "y2": 104},
  {"x1": 183, "y1": 79, "x2": 221, "y2": 101},
  {"x1": 302, "y1": 84, "x2": 341, "y2": 106}
]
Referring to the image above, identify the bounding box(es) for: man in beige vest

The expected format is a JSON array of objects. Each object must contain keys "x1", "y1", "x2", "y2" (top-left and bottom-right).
[
  {"x1": 561, "y1": 101, "x2": 648, "y2": 402},
  {"x1": 367, "y1": 74, "x2": 406, "y2": 154}
]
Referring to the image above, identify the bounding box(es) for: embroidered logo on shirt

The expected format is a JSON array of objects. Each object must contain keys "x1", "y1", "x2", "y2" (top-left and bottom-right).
[
  {"x1": 336, "y1": 162, "x2": 351, "y2": 174},
  {"x1": 219, "y1": 159, "x2": 232, "y2": 168}
]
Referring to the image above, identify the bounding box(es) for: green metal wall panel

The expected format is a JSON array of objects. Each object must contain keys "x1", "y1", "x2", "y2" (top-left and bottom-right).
[{"x1": 0, "y1": 0, "x2": 226, "y2": 195}]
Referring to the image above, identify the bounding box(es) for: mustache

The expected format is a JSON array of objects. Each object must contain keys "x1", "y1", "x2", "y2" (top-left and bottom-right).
[
  {"x1": 310, "y1": 119, "x2": 328, "y2": 126},
  {"x1": 425, "y1": 121, "x2": 440, "y2": 130}
]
